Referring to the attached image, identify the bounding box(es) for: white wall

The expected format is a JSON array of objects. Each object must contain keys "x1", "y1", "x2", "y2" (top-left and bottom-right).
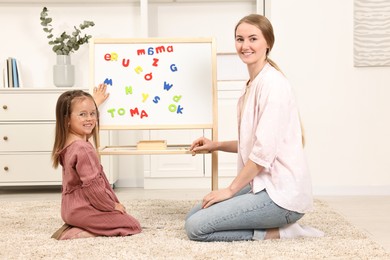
[
  {"x1": 0, "y1": 3, "x2": 141, "y2": 88},
  {"x1": 2, "y1": 0, "x2": 390, "y2": 195},
  {"x1": 267, "y1": 0, "x2": 390, "y2": 195}
]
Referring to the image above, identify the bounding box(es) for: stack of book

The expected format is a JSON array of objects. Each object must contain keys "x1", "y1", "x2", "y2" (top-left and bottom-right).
[{"x1": 2, "y1": 57, "x2": 23, "y2": 88}]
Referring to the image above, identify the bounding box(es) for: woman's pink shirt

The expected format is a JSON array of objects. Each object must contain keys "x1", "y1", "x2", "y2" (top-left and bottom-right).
[{"x1": 237, "y1": 63, "x2": 313, "y2": 213}]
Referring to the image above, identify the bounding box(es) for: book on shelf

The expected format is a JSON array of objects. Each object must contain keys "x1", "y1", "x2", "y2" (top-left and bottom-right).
[
  {"x1": 1, "y1": 57, "x2": 23, "y2": 88},
  {"x1": 1, "y1": 59, "x2": 7, "y2": 88},
  {"x1": 7, "y1": 58, "x2": 13, "y2": 88},
  {"x1": 12, "y1": 58, "x2": 19, "y2": 88}
]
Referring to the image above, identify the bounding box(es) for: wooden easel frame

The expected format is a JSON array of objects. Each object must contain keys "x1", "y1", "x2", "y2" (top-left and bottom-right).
[{"x1": 89, "y1": 38, "x2": 219, "y2": 190}]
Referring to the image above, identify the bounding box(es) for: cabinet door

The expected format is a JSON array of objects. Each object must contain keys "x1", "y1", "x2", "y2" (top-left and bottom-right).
[
  {"x1": 0, "y1": 91, "x2": 60, "y2": 121},
  {"x1": 0, "y1": 153, "x2": 61, "y2": 185},
  {"x1": 98, "y1": 130, "x2": 118, "y2": 185},
  {"x1": 0, "y1": 123, "x2": 55, "y2": 152},
  {"x1": 146, "y1": 129, "x2": 204, "y2": 178},
  {"x1": 217, "y1": 90, "x2": 240, "y2": 177}
]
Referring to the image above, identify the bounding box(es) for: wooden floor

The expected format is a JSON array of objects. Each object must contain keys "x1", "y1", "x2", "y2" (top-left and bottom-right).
[{"x1": 1, "y1": 187, "x2": 389, "y2": 252}]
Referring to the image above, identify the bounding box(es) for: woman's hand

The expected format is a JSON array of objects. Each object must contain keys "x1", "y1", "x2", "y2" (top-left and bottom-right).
[
  {"x1": 114, "y1": 202, "x2": 126, "y2": 214},
  {"x1": 93, "y1": 84, "x2": 110, "y2": 106},
  {"x1": 190, "y1": 137, "x2": 217, "y2": 156},
  {"x1": 201, "y1": 188, "x2": 234, "y2": 209}
]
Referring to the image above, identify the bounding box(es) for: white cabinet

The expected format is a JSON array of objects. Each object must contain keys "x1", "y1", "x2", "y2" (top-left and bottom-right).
[
  {"x1": 0, "y1": 89, "x2": 116, "y2": 186},
  {"x1": 0, "y1": 89, "x2": 61, "y2": 186}
]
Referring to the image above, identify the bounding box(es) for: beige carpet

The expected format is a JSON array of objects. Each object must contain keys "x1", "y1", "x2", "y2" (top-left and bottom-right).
[{"x1": 0, "y1": 199, "x2": 388, "y2": 260}]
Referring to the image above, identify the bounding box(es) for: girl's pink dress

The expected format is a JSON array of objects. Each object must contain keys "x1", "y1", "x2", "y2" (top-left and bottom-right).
[{"x1": 59, "y1": 140, "x2": 141, "y2": 236}]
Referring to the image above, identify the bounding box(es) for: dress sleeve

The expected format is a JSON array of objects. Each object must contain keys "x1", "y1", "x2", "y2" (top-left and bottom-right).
[{"x1": 75, "y1": 143, "x2": 116, "y2": 212}]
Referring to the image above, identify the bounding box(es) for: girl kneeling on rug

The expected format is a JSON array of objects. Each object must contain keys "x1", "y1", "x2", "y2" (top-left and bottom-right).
[
  {"x1": 51, "y1": 86, "x2": 142, "y2": 240},
  {"x1": 185, "y1": 14, "x2": 323, "y2": 242}
]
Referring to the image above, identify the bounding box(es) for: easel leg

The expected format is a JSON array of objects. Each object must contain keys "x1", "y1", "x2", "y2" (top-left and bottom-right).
[{"x1": 211, "y1": 151, "x2": 218, "y2": 190}]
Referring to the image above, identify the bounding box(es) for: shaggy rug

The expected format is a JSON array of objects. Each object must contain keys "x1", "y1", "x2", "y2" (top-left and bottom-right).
[{"x1": 0, "y1": 199, "x2": 388, "y2": 260}]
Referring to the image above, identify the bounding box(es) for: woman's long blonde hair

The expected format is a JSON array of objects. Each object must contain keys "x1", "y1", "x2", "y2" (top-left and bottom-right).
[
  {"x1": 235, "y1": 14, "x2": 305, "y2": 146},
  {"x1": 51, "y1": 90, "x2": 100, "y2": 168}
]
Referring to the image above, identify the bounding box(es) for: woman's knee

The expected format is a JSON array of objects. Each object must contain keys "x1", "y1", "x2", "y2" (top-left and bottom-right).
[
  {"x1": 185, "y1": 216, "x2": 206, "y2": 241},
  {"x1": 185, "y1": 203, "x2": 202, "y2": 221}
]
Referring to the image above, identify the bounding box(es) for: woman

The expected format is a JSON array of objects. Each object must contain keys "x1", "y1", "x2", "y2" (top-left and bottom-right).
[{"x1": 185, "y1": 14, "x2": 323, "y2": 242}]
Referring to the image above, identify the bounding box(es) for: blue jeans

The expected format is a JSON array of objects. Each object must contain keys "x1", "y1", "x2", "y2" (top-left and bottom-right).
[{"x1": 185, "y1": 186, "x2": 304, "y2": 242}]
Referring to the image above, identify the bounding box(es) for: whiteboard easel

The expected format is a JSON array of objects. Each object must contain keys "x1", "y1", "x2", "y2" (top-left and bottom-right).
[{"x1": 89, "y1": 38, "x2": 218, "y2": 190}]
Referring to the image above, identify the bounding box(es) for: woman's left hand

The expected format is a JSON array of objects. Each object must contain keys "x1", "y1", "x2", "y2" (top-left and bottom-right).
[{"x1": 202, "y1": 188, "x2": 234, "y2": 209}]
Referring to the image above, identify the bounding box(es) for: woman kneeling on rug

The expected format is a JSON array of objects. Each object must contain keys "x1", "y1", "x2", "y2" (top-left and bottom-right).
[
  {"x1": 51, "y1": 86, "x2": 142, "y2": 240},
  {"x1": 185, "y1": 14, "x2": 323, "y2": 242}
]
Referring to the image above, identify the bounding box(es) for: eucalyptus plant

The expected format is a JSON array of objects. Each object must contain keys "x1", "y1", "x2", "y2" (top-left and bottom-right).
[{"x1": 40, "y1": 7, "x2": 95, "y2": 55}]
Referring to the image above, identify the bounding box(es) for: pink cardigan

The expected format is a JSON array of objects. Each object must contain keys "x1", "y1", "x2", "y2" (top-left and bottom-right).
[{"x1": 59, "y1": 140, "x2": 141, "y2": 236}]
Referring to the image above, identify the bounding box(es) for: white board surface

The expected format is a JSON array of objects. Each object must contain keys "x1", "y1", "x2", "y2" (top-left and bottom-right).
[{"x1": 90, "y1": 38, "x2": 216, "y2": 129}]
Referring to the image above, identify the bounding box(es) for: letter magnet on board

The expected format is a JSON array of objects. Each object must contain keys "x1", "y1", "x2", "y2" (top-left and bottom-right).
[
  {"x1": 135, "y1": 66, "x2": 143, "y2": 74},
  {"x1": 104, "y1": 78, "x2": 113, "y2": 86},
  {"x1": 163, "y1": 81, "x2": 173, "y2": 91},
  {"x1": 122, "y1": 59, "x2": 130, "y2": 67}
]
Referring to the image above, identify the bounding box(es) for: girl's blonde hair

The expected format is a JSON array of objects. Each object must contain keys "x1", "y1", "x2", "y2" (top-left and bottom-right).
[
  {"x1": 51, "y1": 90, "x2": 100, "y2": 168},
  {"x1": 235, "y1": 14, "x2": 305, "y2": 146}
]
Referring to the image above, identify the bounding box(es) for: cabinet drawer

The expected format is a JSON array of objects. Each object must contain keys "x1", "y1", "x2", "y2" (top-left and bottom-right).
[
  {"x1": 0, "y1": 90, "x2": 62, "y2": 121},
  {"x1": 0, "y1": 153, "x2": 61, "y2": 183},
  {"x1": 0, "y1": 123, "x2": 55, "y2": 152}
]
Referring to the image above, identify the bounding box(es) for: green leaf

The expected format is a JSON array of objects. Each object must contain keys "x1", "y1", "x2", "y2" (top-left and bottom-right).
[{"x1": 40, "y1": 6, "x2": 94, "y2": 55}]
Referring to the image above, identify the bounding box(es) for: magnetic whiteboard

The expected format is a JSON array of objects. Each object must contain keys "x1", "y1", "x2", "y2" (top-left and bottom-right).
[{"x1": 89, "y1": 38, "x2": 217, "y2": 130}]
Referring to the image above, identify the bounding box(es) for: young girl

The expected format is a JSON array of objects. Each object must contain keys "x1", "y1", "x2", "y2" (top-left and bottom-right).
[{"x1": 51, "y1": 86, "x2": 142, "y2": 240}]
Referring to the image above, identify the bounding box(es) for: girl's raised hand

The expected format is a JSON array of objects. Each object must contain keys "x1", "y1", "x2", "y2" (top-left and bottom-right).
[{"x1": 93, "y1": 84, "x2": 110, "y2": 106}]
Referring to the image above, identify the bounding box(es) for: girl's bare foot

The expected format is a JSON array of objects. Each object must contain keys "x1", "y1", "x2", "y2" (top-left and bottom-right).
[
  {"x1": 59, "y1": 227, "x2": 96, "y2": 240},
  {"x1": 264, "y1": 228, "x2": 280, "y2": 240}
]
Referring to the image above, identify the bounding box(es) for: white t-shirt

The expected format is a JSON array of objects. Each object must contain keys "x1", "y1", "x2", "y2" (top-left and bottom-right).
[{"x1": 237, "y1": 63, "x2": 313, "y2": 213}]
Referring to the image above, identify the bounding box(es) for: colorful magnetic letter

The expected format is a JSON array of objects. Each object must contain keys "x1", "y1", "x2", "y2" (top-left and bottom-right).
[
  {"x1": 104, "y1": 78, "x2": 113, "y2": 86},
  {"x1": 122, "y1": 59, "x2": 130, "y2": 67},
  {"x1": 152, "y1": 58, "x2": 159, "y2": 67},
  {"x1": 135, "y1": 66, "x2": 143, "y2": 74},
  {"x1": 125, "y1": 86, "x2": 133, "y2": 95},
  {"x1": 163, "y1": 81, "x2": 173, "y2": 91},
  {"x1": 144, "y1": 73, "x2": 153, "y2": 81},
  {"x1": 170, "y1": 64, "x2": 177, "y2": 72}
]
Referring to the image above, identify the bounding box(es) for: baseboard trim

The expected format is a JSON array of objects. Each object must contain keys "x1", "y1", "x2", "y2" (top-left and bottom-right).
[{"x1": 312, "y1": 185, "x2": 390, "y2": 196}]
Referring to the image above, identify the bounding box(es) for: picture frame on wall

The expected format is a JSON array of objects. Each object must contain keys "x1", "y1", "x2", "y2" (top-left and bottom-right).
[{"x1": 354, "y1": 0, "x2": 390, "y2": 67}]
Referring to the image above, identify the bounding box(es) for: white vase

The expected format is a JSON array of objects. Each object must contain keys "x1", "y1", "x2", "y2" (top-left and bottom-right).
[{"x1": 53, "y1": 55, "x2": 75, "y2": 87}]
